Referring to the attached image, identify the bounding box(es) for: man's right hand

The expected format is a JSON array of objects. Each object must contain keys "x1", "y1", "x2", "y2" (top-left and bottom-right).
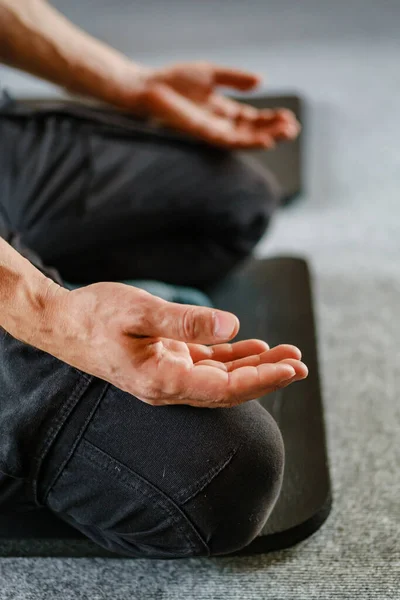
[{"x1": 43, "y1": 281, "x2": 308, "y2": 408}]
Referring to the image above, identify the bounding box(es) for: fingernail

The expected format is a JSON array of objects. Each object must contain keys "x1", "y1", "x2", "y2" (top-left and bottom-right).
[
  {"x1": 280, "y1": 366, "x2": 296, "y2": 381},
  {"x1": 214, "y1": 312, "x2": 239, "y2": 339}
]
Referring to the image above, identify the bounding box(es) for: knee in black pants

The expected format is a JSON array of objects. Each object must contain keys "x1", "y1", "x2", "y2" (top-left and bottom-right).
[
  {"x1": 179, "y1": 403, "x2": 285, "y2": 556},
  {"x1": 42, "y1": 385, "x2": 284, "y2": 559},
  {"x1": 183, "y1": 151, "x2": 281, "y2": 287},
  {"x1": 149, "y1": 150, "x2": 282, "y2": 288},
  {"x1": 210, "y1": 153, "x2": 281, "y2": 257}
]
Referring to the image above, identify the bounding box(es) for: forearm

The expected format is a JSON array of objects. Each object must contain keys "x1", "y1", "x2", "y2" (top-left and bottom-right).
[
  {"x1": 0, "y1": 0, "x2": 149, "y2": 108},
  {"x1": 0, "y1": 236, "x2": 61, "y2": 349}
]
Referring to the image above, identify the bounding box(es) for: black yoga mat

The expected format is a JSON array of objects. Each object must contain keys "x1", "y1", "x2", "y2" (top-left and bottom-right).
[
  {"x1": 0, "y1": 257, "x2": 331, "y2": 557},
  {"x1": 210, "y1": 256, "x2": 331, "y2": 555}
]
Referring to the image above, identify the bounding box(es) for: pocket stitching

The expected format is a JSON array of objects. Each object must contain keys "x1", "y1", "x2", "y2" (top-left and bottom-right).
[
  {"x1": 61, "y1": 437, "x2": 210, "y2": 555},
  {"x1": 175, "y1": 446, "x2": 238, "y2": 505},
  {"x1": 40, "y1": 380, "x2": 108, "y2": 505}
]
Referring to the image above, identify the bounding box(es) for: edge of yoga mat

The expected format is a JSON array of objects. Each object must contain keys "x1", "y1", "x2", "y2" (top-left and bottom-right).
[
  {"x1": 208, "y1": 256, "x2": 331, "y2": 556},
  {"x1": 0, "y1": 257, "x2": 331, "y2": 558}
]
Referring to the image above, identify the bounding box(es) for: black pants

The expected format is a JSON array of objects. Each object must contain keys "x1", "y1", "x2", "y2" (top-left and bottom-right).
[{"x1": 0, "y1": 104, "x2": 284, "y2": 558}]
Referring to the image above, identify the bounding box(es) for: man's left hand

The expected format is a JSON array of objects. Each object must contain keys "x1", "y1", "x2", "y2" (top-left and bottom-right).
[{"x1": 132, "y1": 62, "x2": 300, "y2": 149}]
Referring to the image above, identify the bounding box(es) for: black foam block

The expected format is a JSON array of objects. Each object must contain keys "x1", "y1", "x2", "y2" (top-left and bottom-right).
[
  {"x1": 0, "y1": 257, "x2": 331, "y2": 557},
  {"x1": 234, "y1": 94, "x2": 304, "y2": 205}
]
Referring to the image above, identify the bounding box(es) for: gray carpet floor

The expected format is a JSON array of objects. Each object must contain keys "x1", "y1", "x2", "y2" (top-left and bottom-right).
[{"x1": 0, "y1": 1, "x2": 399, "y2": 598}]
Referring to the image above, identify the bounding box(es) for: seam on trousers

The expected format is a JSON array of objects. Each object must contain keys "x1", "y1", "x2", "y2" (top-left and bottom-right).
[
  {"x1": 30, "y1": 372, "x2": 93, "y2": 505},
  {"x1": 71, "y1": 369, "x2": 92, "y2": 382},
  {"x1": 76, "y1": 437, "x2": 210, "y2": 555},
  {"x1": 40, "y1": 380, "x2": 109, "y2": 506},
  {"x1": 174, "y1": 446, "x2": 239, "y2": 505}
]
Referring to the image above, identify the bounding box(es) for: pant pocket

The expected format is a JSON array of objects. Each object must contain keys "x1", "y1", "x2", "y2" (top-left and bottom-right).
[{"x1": 46, "y1": 437, "x2": 210, "y2": 558}]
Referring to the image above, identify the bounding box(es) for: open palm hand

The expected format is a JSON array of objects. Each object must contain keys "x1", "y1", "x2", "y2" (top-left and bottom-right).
[
  {"x1": 46, "y1": 282, "x2": 308, "y2": 408},
  {"x1": 136, "y1": 62, "x2": 301, "y2": 148},
  {"x1": 131, "y1": 336, "x2": 307, "y2": 408}
]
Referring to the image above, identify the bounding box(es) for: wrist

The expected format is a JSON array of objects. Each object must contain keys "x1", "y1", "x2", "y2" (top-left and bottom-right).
[
  {"x1": 28, "y1": 276, "x2": 70, "y2": 352},
  {"x1": 88, "y1": 62, "x2": 154, "y2": 111},
  {"x1": 0, "y1": 256, "x2": 68, "y2": 352}
]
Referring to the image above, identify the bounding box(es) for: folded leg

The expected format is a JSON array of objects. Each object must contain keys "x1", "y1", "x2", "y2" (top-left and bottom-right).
[
  {"x1": 0, "y1": 308, "x2": 284, "y2": 558},
  {"x1": 0, "y1": 106, "x2": 280, "y2": 287}
]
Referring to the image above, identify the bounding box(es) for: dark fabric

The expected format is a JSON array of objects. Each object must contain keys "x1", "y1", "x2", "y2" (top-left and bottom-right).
[
  {"x1": 0, "y1": 97, "x2": 280, "y2": 287},
  {"x1": 0, "y1": 100, "x2": 283, "y2": 557},
  {"x1": 36, "y1": 380, "x2": 285, "y2": 558}
]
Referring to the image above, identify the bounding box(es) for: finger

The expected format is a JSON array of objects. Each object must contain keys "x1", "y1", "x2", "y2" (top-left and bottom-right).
[
  {"x1": 194, "y1": 359, "x2": 228, "y2": 371},
  {"x1": 188, "y1": 339, "x2": 270, "y2": 363},
  {"x1": 234, "y1": 121, "x2": 277, "y2": 148},
  {"x1": 213, "y1": 67, "x2": 261, "y2": 91},
  {"x1": 233, "y1": 106, "x2": 301, "y2": 144},
  {"x1": 173, "y1": 361, "x2": 297, "y2": 407},
  {"x1": 279, "y1": 358, "x2": 309, "y2": 380},
  {"x1": 253, "y1": 108, "x2": 298, "y2": 125},
  {"x1": 194, "y1": 356, "x2": 308, "y2": 378},
  {"x1": 209, "y1": 95, "x2": 259, "y2": 120},
  {"x1": 137, "y1": 294, "x2": 240, "y2": 344},
  {"x1": 211, "y1": 100, "x2": 282, "y2": 126},
  {"x1": 207, "y1": 94, "x2": 301, "y2": 145},
  {"x1": 273, "y1": 108, "x2": 299, "y2": 122},
  {"x1": 209, "y1": 98, "x2": 300, "y2": 131},
  {"x1": 244, "y1": 359, "x2": 308, "y2": 403},
  {"x1": 243, "y1": 119, "x2": 300, "y2": 145},
  {"x1": 266, "y1": 119, "x2": 301, "y2": 140},
  {"x1": 224, "y1": 344, "x2": 302, "y2": 371},
  {"x1": 214, "y1": 359, "x2": 307, "y2": 406},
  {"x1": 233, "y1": 106, "x2": 300, "y2": 142}
]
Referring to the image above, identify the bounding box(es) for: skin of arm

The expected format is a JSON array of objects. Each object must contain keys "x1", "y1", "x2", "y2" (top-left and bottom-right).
[{"x1": 0, "y1": 0, "x2": 149, "y2": 108}]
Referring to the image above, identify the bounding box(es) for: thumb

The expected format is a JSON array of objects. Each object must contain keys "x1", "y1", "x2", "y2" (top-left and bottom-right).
[{"x1": 142, "y1": 299, "x2": 240, "y2": 344}]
